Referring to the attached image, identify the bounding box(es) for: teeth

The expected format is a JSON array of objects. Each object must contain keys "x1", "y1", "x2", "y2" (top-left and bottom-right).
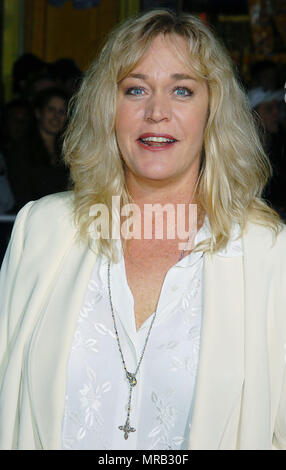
[{"x1": 141, "y1": 136, "x2": 175, "y2": 143}]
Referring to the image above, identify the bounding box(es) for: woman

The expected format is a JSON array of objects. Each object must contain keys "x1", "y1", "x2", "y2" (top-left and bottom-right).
[
  {"x1": 0, "y1": 10, "x2": 285, "y2": 450},
  {"x1": 6, "y1": 87, "x2": 69, "y2": 211}
]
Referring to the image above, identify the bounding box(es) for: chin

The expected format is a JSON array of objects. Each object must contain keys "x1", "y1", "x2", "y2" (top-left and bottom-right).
[
  {"x1": 138, "y1": 169, "x2": 183, "y2": 183},
  {"x1": 136, "y1": 166, "x2": 175, "y2": 180}
]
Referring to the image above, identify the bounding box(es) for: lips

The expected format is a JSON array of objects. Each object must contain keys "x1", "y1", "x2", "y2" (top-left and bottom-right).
[{"x1": 137, "y1": 133, "x2": 178, "y2": 150}]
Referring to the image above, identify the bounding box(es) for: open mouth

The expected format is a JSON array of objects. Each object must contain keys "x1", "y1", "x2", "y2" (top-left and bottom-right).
[{"x1": 137, "y1": 134, "x2": 177, "y2": 148}]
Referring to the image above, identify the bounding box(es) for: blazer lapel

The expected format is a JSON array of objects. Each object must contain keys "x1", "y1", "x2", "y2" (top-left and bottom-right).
[
  {"x1": 27, "y1": 239, "x2": 97, "y2": 450},
  {"x1": 188, "y1": 252, "x2": 245, "y2": 449},
  {"x1": 29, "y1": 247, "x2": 245, "y2": 450},
  {"x1": 26, "y1": 215, "x2": 245, "y2": 449}
]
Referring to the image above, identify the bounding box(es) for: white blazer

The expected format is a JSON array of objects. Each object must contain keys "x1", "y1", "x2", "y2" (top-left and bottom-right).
[{"x1": 0, "y1": 192, "x2": 285, "y2": 450}]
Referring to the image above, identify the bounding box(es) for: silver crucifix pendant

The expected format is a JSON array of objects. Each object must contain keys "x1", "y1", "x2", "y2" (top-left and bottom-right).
[{"x1": 118, "y1": 419, "x2": 136, "y2": 440}]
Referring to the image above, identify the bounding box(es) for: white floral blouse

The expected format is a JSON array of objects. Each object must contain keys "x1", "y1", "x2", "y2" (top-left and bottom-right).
[{"x1": 62, "y1": 220, "x2": 243, "y2": 450}]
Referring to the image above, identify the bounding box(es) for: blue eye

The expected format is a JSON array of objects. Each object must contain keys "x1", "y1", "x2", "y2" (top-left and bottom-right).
[
  {"x1": 126, "y1": 87, "x2": 145, "y2": 96},
  {"x1": 174, "y1": 87, "x2": 192, "y2": 97}
]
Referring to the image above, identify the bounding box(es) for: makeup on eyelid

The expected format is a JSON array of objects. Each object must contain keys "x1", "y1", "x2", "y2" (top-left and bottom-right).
[{"x1": 125, "y1": 86, "x2": 194, "y2": 98}]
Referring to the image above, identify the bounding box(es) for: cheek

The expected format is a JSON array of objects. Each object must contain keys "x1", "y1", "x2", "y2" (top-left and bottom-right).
[
  {"x1": 116, "y1": 98, "x2": 143, "y2": 132},
  {"x1": 115, "y1": 106, "x2": 137, "y2": 147},
  {"x1": 194, "y1": 106, "x2": 208, "y2": 139},
  {"x1": 118, "y1": 107, "x2": 134, "y2": 125},
  {"x1": 45, "y1": 111, "x2": 53, "y2": 121},
  {"x1": 115, "y1": 106, "x2": 126, "y2": 137},
  {"x1": 115, "y1": 113, "x2": 129, "y2": 157},
  {"x1": 181, "y1": 112, "x2": 207, "y2": 142}
]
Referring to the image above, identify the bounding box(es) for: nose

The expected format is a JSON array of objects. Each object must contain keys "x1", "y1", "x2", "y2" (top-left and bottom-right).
[{"x1": 144, "y1": 93, "x2": 171, "y2": 123}]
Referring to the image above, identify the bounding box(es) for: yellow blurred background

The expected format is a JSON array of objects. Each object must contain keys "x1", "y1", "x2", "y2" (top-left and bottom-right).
[{"x1": 1, "y1": 0, "x2": 140, "y2": 101}]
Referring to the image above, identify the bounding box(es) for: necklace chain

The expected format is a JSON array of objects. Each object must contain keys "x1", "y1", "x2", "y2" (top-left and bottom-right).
[
  {"x1": 106, "y1": 225, "x2": 197, "y2": 439},
  {"x1": 107, "y1": 262, "x2": 158, "y2": 439}
]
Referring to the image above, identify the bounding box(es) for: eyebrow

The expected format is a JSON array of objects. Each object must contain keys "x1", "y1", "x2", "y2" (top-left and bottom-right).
[{"x1": 127, "y1": 72, "x2": 197, "y2": 81}]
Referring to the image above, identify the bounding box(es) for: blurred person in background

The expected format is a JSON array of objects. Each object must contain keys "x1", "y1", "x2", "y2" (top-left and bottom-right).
[
  {"x1": 12, "y1": 53, "x2": 48, "y2": 99},
  {"x1": 24, "y1": 72, "x2": 57, "y2": 102},
  {"x1": 0, "y1": 100, "x2": 33, "y2": 218},
  {"x1": 0, "y1": 99, "x2": 34, "y2": 156},
  {"x1": 6, "y1": 87, "x2": 70, "y2": 211},
  {"x1": 248, "y1": 87, "x2": 286, "y2": 219},
  {"x1": 52, "y1": 58, "x2": 82, "y2": 99},
  {"x1": 0, "y1": 152, "x2": 15, "y2": 267},
  {"x1": 0, "y1": 152, "x2": 14, "y2": 215},
  {"x1": 249, "y1": 60, "x2": 279, "y2": 91}
]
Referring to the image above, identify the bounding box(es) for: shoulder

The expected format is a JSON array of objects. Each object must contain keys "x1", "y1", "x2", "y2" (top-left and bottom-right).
[
  {"x1": 243, "y1": 220, "x2": 286, "y2": 249},
  {"x1": 27, "y1": 190, "x2": 74, "y2": 214},
  {"x1": 243, "y1": 221, "x2": 286, "y2": 268},
  {"x1": 24, "y1": 191, "x2": 74, "y2": 226},
  {"x1": 15, "y1": 191, "x2": 76, "y2": 249}
]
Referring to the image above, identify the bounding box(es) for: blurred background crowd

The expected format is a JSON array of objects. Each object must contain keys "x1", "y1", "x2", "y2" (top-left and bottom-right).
[
  {"x1": 0, "y1": 0, "x2": 286, "y2": 263},
  {"x1": 0, "y1": 55, "x2": 81, "y2": 212}
]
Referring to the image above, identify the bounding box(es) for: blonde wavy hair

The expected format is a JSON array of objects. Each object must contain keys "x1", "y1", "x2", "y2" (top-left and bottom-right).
[{"x1": 63, "y1": 9, "x2": 282, "y2": 260}]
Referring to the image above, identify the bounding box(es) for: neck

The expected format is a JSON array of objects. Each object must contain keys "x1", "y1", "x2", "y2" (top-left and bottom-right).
[
  {"x1": 122, "y1": 171, "x2": 204, "y2": 245},
  {"x1": 125, "y1": 171, "x2": 200, "y2": 207}
]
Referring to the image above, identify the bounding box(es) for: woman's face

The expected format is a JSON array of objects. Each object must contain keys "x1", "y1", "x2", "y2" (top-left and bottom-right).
[
  {"x1": 36, "y1": 96, "x2": 67, "y2": 136},
  {"x1": 115, "y1": 34, "x2": 209, "y2": 187}
]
